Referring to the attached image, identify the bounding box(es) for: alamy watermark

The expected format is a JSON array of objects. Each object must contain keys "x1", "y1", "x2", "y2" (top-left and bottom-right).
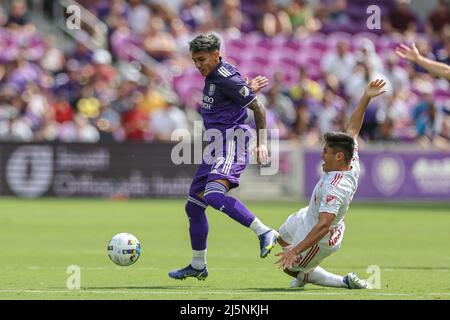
[
  {"x1": 170, "y1": 121, "x2": 280, "y2": 175},
  {"x1": 66, "y1": 265, "x2": 81, "y2": 290},
  {"x1": 66, "y1": 5, "x2": 81, "y2": 30},
  {"x1": 366, "y1": 265, "x2": 382, "y2": 289},
  {"x1": 366, "y1": 5, "x2": 381, "y2": 30}
]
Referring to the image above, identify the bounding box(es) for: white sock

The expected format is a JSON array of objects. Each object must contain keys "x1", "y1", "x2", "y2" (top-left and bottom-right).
[
  {"x1": 191, "y1": 249, "x2": 207, "y2": 270},
  {"x1": 302, "y1": 266, "x2": 347, "y2": 288},
  {"x1": 249, "y1": 218, "x2": 271, "y2": 236}
]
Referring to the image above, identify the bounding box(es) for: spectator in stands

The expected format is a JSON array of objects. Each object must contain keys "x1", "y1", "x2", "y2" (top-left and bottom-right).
[
  {"x1": 316, "y1": 89, "x2": 345, "y2": 135},
  {"x1": 127, "y1": 0, "x2": 151, "y2": 35},
  {"x1": 40, "y1": 36, "x2": 66, "y2": 74},
  {"x1": 262, "y1": 0, "x2": 292, "y2": 37},
  {"x1": 6, "y1": 0, "x2": 30, "y2": 27},
  {"x1": 7, "y1": 53, "x2": 43, "y2": 91},
  {"x1": 143, "y1": 16, "x2": 177, "y2": 62},
  {"x1": 285, "y1": 0, "x2": 320, "y2": 36},
  {"x1": 426, "y1": 0, "x2": 450, "y2": 37},
  {"x1": 122, "y1": 101, "x2": 151, "y2": 141},
  {"x1": 0, "y1": 4, "x2": 7, "y2": 27},
  {"x1": 356, "y1": 39, "x2": 384, "y2": 73},
  {"x1": 345, "y1": 59, "x2": 392, "y2": 106},
  {"x1": 75, "y1": 114, "x2": 100, "y2": 143},
  {"x1": 375, "y1": 91, "x2": 411, "y2": 141},
  {"x1": 384, "y1": 0, "x2": 418, "y2": 34},
  {"x1": 151, "y1": 103, "x2": 189, "y2": 141},
  {"x1": 384, "y1": 53, "x2": 410, "y2": 93},
  {"x1": 323, "y1": 0, "x2": 350, "y2": 27},
  {"x1": 410, "y1": 84, "x2": 449, "y2": 150},
  {"x1": 321, "y1": 40, "x2": 355, "y2": 83},
  {"x1": 290, "y1": 67, "x2": 323, "y2": 106},
  {"x1": 216, "y1": 0, "x2": 243, "y2": 33},
  {"x1": 179, "y1": 0, "x2": 213, "y2": 32}
]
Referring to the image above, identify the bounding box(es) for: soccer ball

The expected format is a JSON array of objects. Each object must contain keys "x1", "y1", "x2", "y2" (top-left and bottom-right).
[{"x1": 107, "y1": 233, "x2": 141, "y2": 266}]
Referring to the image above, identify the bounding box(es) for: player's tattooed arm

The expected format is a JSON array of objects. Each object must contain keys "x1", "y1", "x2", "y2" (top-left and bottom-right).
[
  {"x1": 247, "y1": 97, "x2": 269, "y2": 165},
  {"x1": 247, "y1": 97, "x2": 267, "y2": 144}
]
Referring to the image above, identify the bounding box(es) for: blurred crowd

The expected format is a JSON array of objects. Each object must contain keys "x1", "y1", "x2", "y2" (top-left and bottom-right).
[{"x1": 0, "y1": 0, "x2": 449, "y2": 150}]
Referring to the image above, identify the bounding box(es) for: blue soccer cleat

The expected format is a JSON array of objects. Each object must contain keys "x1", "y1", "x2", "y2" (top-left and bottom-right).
[
  {"x1": 258, "y1": 229, "x2": 279, "y2": 258},
  {"x1": 168, "y1": 265, "x2": 208, "y2": 281}
]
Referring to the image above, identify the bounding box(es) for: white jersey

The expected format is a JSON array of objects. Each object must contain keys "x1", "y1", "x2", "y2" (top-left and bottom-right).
[
  {"x1": 277, "y1": 141, "x2": 360, "y2": 271},
  {"x1": 302, "y1": 142, "x2": 360, "y2": 246}
]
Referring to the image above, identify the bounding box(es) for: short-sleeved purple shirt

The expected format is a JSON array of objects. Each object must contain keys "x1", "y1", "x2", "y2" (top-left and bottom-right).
[{"x1": 200, "y1": 58, "x2": 256, "y2": 132}]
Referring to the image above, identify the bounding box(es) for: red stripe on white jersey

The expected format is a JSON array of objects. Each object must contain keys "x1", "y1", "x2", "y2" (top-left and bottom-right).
[
  {"x1": 300, "y1": 246, "x2": 319, "y2": 267},
  {"x1": 330, "y1": 174, "x2": 339, "y2": 186},
  {"x1": 331, "y1": 173, "x2": 343, "y2": 187},
  {"x1": 300, "y1": 245, "x2": 320, "y2": 267},
  {"x1": 297, "y1": 245, "x2": 317, "y2": 267}
]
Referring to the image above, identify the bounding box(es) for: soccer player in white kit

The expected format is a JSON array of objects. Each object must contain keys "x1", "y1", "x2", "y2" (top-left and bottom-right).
[{"x1": 275, "y1": 79, "x2": 387, "y2": 290}]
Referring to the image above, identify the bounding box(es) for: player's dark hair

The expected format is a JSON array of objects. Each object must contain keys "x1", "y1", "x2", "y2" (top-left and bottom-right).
[
  {"x1": 324, "y1": 132, "x2": 354, "y2": 164},
  {"x1": 189, "y1": 32, "x2": 221, "y2": 53}
]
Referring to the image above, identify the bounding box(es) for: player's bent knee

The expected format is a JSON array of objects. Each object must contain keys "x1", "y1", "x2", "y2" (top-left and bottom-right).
[
  {"x1": 203, "y1": 192, "x2": 224, "y2": 210},
  {"x1": 277, "y1": 236, "x2": 290, "y2": 247}
]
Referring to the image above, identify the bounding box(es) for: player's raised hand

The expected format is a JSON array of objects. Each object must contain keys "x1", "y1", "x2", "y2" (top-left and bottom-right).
[
  {"x1": 245, "y1": 75, "x2": 269, "y2": 93},
  {"x1": 396, "y1": 43, "x2": 421, "y2": 63},
  {"x1": 253, "y1": 144, "x2": 269, "y2": 166},
  {"x1": 364, "y1": 79, "x2": 387, "y2": 98}
]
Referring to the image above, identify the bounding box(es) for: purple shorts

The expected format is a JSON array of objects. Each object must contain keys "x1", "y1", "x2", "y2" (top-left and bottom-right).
[{"x1": 189, "y1": 129, "x2": 251, "y2": 194}]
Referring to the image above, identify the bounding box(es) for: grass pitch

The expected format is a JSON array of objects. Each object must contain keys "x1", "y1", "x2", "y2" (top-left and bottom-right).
[{"x1": 0, "y1": 198, "x2": 448, "y2": 300}]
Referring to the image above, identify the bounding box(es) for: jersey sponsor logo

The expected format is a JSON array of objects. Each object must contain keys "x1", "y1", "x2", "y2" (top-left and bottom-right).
[
  {"x1": 201, "y1": 95, "x2": 214, "y2": 110},
  {"x1": 201, "y1": 103, "x2": 212, "y2": 110},
  {"x1": 328, "y1": 225, "x2": 343, "y2": 246},
  {"x1": 326, "y1": 194, "x2": 336, "y2": 205},
  {"x1": 239, "y1": 86, "x2": 250, "y2": 97},
  {"x1": 208, "y1": 84, "x2": 216, "y2": 96},
  {"x1": 203, "y1": 95, "x2": 214, "y2": 104}
]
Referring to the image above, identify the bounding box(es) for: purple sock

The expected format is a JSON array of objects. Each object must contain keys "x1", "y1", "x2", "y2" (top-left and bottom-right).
[
  {"x1": 203, "y1": 182, "x2": 256, "y2": 227},
  {"x1": 186, "y1": 195, "x2": 209, "y2": 250}
]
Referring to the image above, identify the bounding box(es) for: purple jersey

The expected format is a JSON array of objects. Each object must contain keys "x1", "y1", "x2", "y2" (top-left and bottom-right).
[{"x1": 201, "y1": 59, "x2": 256, "y2": 131}]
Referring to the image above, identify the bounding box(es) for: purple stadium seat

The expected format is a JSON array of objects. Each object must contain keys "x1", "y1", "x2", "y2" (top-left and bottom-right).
[
  {"x1": 245, "y1": 31, "x2": 265, "y2": 46},
  {"x1": 302, "y1": 33, "x2": 328, "y2": 52},
  {"x1": 282, "y1": 39, "x2": 302, "y2": 52},
  {"x1": 268, "y1": 65, "x2": 299, "y2": 86},
  {"x1": 225, "y1": 55, "x2": 243, "y2": 68},
  {"x1": 326, "y1": 32, "x2": 352, "y2": 49},
  {"x1": 274, "y1": 57, "x2": 301, "y2": 71}
]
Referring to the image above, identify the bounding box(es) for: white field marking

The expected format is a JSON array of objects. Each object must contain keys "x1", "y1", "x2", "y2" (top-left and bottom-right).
[
  {"x1": 0, "y1": 289, "x2": 449, "y2": 297},
  {"x1": 383, "y1": 268, "x2": 449, "y2": 272},
  {"x1": 17, "y1": 266, "x2": 449, "y2": 272},
  {"x1": 21, "y1": 266, "x2": 161, "y2": 271}
]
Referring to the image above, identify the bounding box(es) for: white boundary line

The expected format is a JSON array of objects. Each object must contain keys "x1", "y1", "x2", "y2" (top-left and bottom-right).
[
  {"x1": 13, "y1": 266, "x2": 448, "y2": 272},
  {"x1": 0, "y1": 289, "x2": 448, "y2": 297}
]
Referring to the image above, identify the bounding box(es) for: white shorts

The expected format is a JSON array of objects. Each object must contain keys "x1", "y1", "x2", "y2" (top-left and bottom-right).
[{"x1": 278, "y1": 208, "x2": 345, "y2": 273}]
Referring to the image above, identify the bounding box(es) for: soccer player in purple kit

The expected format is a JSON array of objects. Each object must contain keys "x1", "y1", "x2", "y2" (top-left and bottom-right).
[{"x1": 169, "y1": 32, "x2": 279, "y2": 280}]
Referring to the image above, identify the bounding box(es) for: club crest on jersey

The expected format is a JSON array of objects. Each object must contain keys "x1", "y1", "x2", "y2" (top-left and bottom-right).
[
  {"x1": 239, "y1": 86, "x2": 250, "y2": 97},
  {"x1": 208, "y1": 84, "x2": 216, "y2": 96},
  {"x1": 326, "y1": 195, "x2": 336, "y2": 205}
]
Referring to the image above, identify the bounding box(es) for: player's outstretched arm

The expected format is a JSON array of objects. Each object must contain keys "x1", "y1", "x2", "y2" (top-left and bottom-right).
[
  {"x1": 396, "y1": 43, "x2": 450, "y2": 80},
  {"x1": 245, "y1": 75, "x2": 269, "y2": 93},
  {"x1": 346, "y1": 79, "x2": 386, "y2": 139},
  {"x1": 247, "y1": 97, "x2": 269, "y2": 165},
  {"x1": 275, "y1": 212, "x2": 335, "y2": 269}
]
